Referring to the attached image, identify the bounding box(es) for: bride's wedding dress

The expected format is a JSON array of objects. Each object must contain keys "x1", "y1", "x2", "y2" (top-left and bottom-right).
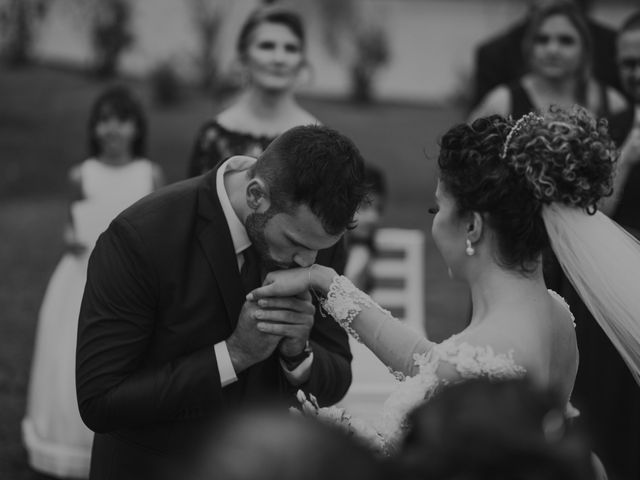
[{"x1": 303, "y1": 276, "x2": 576, "y2": 453}]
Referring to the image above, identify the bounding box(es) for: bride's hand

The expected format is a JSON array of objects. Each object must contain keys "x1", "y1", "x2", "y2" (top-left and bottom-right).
[
  {"x1": 247, "y1": 264, "x2": 337, "y2": 301},
  {"x1": 247, "y1": 268, "x2": 310, "y2": 300},
  {"x1": 296, "y1": 390, "x2": 320, "y2": 416},
  {"x1": 295, "y1": 390, "x2": 352, "y2": 432}
]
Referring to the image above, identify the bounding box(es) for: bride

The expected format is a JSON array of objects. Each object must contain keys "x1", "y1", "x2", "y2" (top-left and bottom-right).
[{"x1": 248, "y1": 106, "x2": 639, "y2": 452}]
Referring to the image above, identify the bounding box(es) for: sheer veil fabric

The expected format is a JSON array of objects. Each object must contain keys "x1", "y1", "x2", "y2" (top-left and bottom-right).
[{"x1": 543, "y1": 203, "x2": 640, "y2": 385}]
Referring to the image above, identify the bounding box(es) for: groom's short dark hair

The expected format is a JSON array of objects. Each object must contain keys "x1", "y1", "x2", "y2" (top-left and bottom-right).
[{"x1": 250, "y1": 125, "x2": 369, "y2": 235}]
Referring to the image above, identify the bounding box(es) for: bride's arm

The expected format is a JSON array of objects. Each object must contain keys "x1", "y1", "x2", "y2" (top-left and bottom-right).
[{"x1": 250, "y1": 265, "x2": 435, "y2": 377}]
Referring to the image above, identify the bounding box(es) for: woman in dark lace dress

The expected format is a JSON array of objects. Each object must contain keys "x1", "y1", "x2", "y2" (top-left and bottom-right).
[
  {"x1": 188, "y1": 5, "x2": 318, "y2": 177},
  {"x1": 469, "y1": 1, "x2": 626, "y2": 122}
]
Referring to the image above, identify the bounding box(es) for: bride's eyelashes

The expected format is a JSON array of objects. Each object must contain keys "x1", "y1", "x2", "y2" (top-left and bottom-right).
[{"x1": 428, "y1": 206, "x2": 439, "y2": 215}]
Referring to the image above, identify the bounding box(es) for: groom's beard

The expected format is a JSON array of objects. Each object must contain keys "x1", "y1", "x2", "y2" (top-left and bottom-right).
[{"x1": 245, "y1": 210, "x2": 293, "y2": 272}]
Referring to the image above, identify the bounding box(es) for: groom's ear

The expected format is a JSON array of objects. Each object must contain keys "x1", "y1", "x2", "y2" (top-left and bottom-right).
[
  {"x1": 466, "y1": 212, "x2": 483, "y2": 243},
  {"x1": 246, "y1": 177, "x2": 271, "y2": 212}
]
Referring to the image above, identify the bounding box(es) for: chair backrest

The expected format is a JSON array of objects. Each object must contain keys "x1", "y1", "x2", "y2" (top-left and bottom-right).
[
  {"x1": 338, "y1": 228, "x2": 426, "y2": 422},
  {"x1": 370, "y1": 228, "x2": 425, "y2": 335}
]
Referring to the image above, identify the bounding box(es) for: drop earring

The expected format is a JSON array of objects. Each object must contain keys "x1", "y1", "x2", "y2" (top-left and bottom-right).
[{"x1": 465, "y1": 239, "x2": 475, "y2": 256}]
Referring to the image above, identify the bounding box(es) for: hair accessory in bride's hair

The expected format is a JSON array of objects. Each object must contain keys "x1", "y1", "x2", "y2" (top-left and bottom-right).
[{"x1": 501, "y1": 112, "x2": 543, "y2": 160}]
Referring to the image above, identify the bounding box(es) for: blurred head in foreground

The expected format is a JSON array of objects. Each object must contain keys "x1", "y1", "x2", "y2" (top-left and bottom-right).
[
  {"x1": 398, "y1": 378, "x2": 596, "y2": 480},
  {"x1": 189, "y1": 406, "x2": 391, "y2": 480}
]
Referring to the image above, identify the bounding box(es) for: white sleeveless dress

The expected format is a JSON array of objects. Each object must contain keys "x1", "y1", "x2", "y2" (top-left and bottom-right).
[{"x1": 22, "y1": 159, "x2": 155, "y2": 478}]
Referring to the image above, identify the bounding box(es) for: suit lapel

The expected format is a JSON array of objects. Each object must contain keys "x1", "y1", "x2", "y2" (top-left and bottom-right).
[{"x1": 196, "y1": 170, "x2": 245, "y2": 329}]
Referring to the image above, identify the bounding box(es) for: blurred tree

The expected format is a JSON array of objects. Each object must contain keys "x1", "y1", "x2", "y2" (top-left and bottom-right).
[
  {"x1": 306, "y1": 0, "x2": 390, "y2": 103},
  {"x1": 313, "y1": 0, "x2": 357, "y2": 59},
  {"x1": 149, "y1": 59, "x2": 183, "y2": 108},
  {"x1": 0, "y1": 0, "x2": 48, "y2": 67},
  {"x1": 61, "y1": 0, "x2": 134, "y2": 77},
  {"x1": 350, "y1": 26, "x2": 389, "y2": 104},
  {"x1": 90, "y1": 0, "x2": 134, "y2": 77},
  {"x1": 187, "y1": 0, "x2": 228, "y2": 94}
]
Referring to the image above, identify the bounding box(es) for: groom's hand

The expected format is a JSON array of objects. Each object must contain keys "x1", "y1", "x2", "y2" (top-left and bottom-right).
[
  {"x1": 254, "y1": 290, "x2": 315, "y2": 357},
  {"x1": 227, "y1": 299, "x2": 283, "y2": 373}
]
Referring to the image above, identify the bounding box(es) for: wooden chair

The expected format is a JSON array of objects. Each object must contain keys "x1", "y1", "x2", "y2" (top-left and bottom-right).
[{"x1": 338, "y1": 228, "x2": 426, "y2": 422}]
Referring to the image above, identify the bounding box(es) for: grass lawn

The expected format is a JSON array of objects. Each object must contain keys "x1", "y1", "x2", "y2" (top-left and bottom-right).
[{"x1": 0, "y1": 65, "x2": 470, "y2": 478}]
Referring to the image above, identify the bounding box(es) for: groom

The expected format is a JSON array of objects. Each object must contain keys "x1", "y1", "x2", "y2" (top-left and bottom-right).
[{"x1": 76, "y1": 125, "x2": 369, "y2": 480}]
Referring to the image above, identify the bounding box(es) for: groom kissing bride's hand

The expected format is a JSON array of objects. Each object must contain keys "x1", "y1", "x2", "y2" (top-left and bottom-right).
[
  {"x1": 248, "y1": 265, "x2": 338, "y2": 306},
  {"x1": 76, "y1": 125, "x2": 370, "y2": 480}
]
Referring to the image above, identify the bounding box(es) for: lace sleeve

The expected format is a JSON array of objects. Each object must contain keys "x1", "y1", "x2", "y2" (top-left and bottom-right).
[{"x1": 320, "y1": 275, "x2": 434, "y2": 377}]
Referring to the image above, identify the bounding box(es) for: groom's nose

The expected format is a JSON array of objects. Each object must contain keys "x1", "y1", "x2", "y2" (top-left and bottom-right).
[{"x1": 293, "y1": 250, "x2": 317, "y2": 268}]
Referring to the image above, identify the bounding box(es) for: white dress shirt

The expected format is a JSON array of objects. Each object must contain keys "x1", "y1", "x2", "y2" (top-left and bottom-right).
[{"x1": 214, "y1": 156, "x2": 313, "y2": 388}]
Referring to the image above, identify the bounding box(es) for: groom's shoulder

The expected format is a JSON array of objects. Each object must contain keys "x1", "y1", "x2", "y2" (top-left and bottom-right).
[
  {"x1": 115, "y1": 174, "x2": 210, "y2": 235},
  {"x1": 118, "y1": 176, "x2": 206, "y2": 224}
]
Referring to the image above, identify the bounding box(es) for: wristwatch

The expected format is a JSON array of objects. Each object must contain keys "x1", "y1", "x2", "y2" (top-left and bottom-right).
[{"x1": 281, "y1": 341, "x2": 313, "y2": 370}]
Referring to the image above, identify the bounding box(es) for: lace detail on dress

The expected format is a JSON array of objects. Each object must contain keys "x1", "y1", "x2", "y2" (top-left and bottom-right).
[
  {"x1": 309, "y1": 276, "x2": 555, "y2": 453},
  {"x1": 548, "y1": 289, "x2": 576, "y2": 327},
  {"x1": 188, "y1": 120, "x2": 275, "y2": 176},
  {"x1": 320, "y1": 275, "x2": 391, "y2": 342},
  {"x1": 425, "y1": 337, "x2": 528, "y2": 381},
  {"x1": 368, "y1": 338, "x2": 528, "y2": 450}
]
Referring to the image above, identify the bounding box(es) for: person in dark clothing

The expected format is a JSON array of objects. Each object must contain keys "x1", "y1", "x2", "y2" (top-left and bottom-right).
[
  {"x1": 565, "y1": 11, "x2": 640, "y2": 480},
  {"x1": 471, "y1": 0, "x2": 626, "y2": 122},
  {"x1": 473, "y1": 0, "x2": 622, "y2": 109},
  {"x1": 76, "y1": 125, "x2": 369, "y2": 480},
  {"x1": 187, "y1": 5, "x2": 318, "y2": 178}
]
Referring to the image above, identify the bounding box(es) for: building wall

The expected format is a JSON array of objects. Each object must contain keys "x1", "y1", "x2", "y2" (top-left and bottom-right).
[{"x1": 34, "y1": 0, "x2": 637, "y2": 103}]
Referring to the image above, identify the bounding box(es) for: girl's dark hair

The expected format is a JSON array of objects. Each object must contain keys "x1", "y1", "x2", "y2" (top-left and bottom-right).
[
  {"x1": 236, "y1": 5, "x2": 306, "y2": 58},
  {"x1": 88, "y1": 85, "x2": 147, "y2": 158},
  {"x1": 437, "y1": 106, "x2": 616, "y2": 273},
  {"x1": 522, "y1": 0, "x2": 593, "y2": 105}
]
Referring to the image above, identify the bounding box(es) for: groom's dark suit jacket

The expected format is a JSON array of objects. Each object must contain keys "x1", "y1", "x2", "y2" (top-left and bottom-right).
[{"x1": 76, "y1": 168, "x2": 353, "y2": 480}]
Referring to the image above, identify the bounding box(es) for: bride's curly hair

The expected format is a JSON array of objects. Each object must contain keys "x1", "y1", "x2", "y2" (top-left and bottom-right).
[{"x1": 437, "y1": 105, "x2": 617, "y2": 272}]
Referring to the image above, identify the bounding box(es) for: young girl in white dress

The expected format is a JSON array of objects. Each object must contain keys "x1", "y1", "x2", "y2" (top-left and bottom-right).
[
  {"x1": 22, "y1": 86, "x2": 163, "y2": 478},
  {"x1": 249, "y1": 106, "x2": 640, "y2": 467}
]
